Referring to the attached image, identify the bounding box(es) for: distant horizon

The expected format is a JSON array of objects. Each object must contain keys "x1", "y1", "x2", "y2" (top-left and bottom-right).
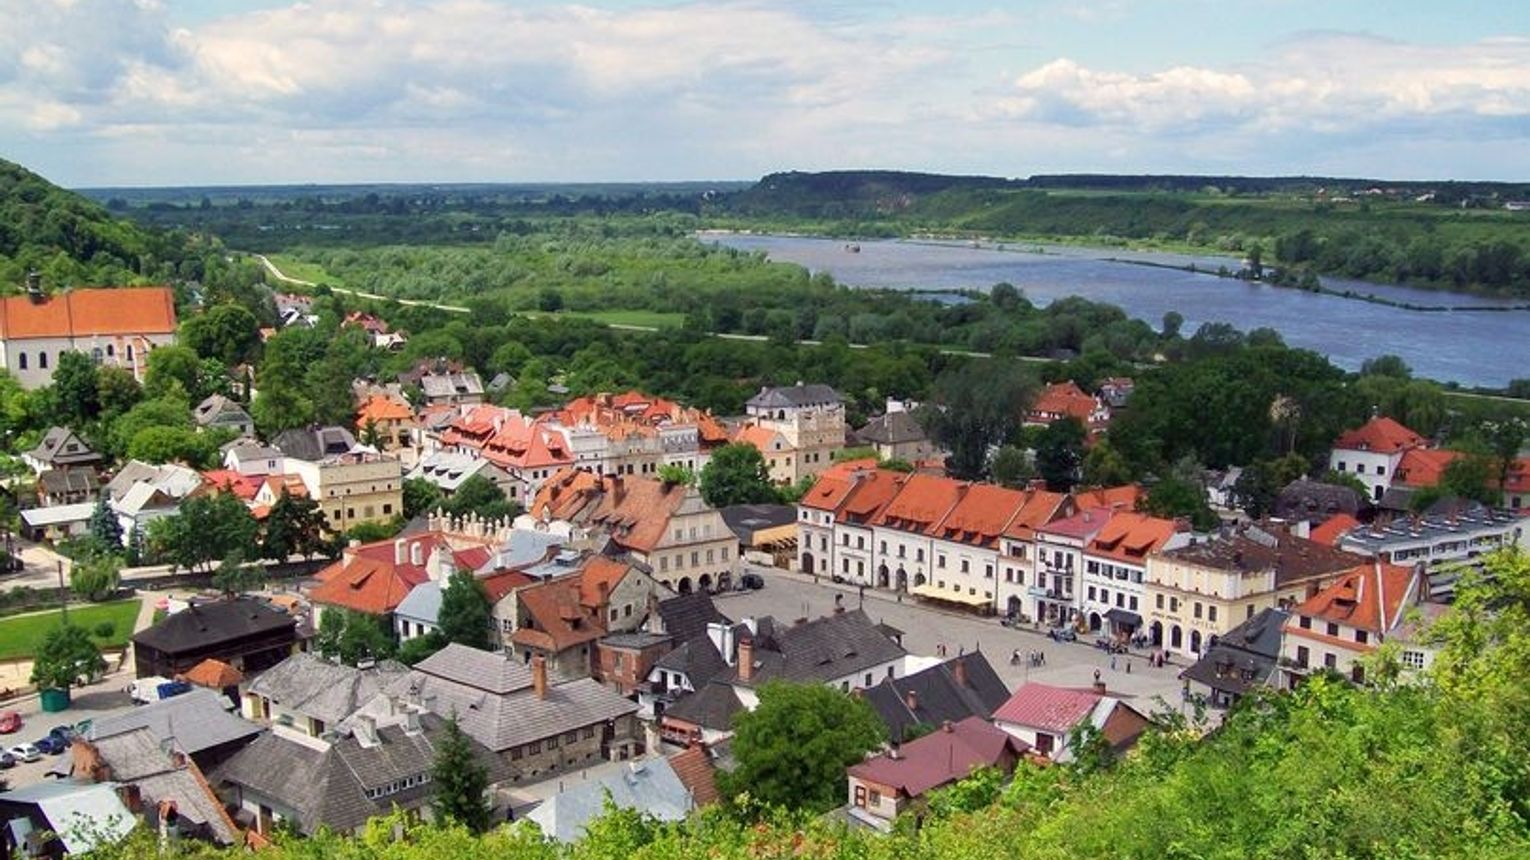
[{"x1": 2, "y1": 1, "x2": 1524, "y2": 186}]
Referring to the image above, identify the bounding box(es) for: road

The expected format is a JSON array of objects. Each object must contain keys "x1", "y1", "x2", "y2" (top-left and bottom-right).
[
  {"x1": 253, "y1": 253, "x2": 471, "y2": 314},
  {"x1": 716, "y1": 564, "x2": 1190, "y2": 712}
]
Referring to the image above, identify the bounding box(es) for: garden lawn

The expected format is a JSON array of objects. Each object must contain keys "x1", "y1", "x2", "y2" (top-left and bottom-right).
[
  {"x1": 0, "y1": 599, "x2": 141, "y2": 661},
  {"x1": 563, "y1": 309, "x2": 687, "y2": 328}
]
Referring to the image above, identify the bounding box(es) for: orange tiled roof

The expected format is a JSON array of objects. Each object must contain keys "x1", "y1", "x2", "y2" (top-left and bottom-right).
[
  {"x1": 1333, "y1": 416, "x2": 1427, "y2": 454},
  {"x1": 801, "y1": 475, "x2": 856, "y2": 512},
  {"x1": 1086, "y1": 512, "x2": 1180, "y2": 564},
  {"x1": 529, "y1": 468, "x2": 605, "y2": 521},
  {"x1": 1308, "y1": 513, "x2": 1360, "y2": 547},
  {"x1": 933, "y1": 484, "x2": 1029, "y2": 547},
  {"x1": 838, "y1": 469, "x2": 907, "y2": 524},
  {"x1": 356, "y1": 393, "x2": 415, "y2": 425},
  {"x1": 1393, "y1": 448, "x2": 1461, "y2": 488},
  {"x1": 1286, "y1": 561, "x2": 1418, "y2": 638},
  {"x1": 1002, "y1": 490, "x2": 1070, "y2": 541},
  {"x1": 201, "y1": 470, "x2": 260, "y2": 501},
  {"x1": 0, "y1": 287, "x2": 177, "y2": 339},
  {"x1": 733, "y1": 424, "x2": 786, "y2": 452},
  {"x1": 180, "y1": 658, "x2": 243, "y2": 689},
  {"x1": 481, "y1": 569, "x2": 536, "y2": 603},
  {"x1": 874, "y1": 474, "x2": 965, "y2": 531},
  {"x1": 1071, "y1": 484, "x2": 1144, "y2": 511},
  {"x1": 309, "y1": 532, "x2": 495, "y2": 614},
  {"x1": 668, "y1": 744, "x2": 721, "y2": 806},
  {"x1": 589, "y1": 477, "x2": 687, "y2": 554},
  {"x1": 1029, "y1": 381, "x2": 1096, "y2": 423},
  {"x1": 579, "y1": 556, "x2": 633, "y2": 607},
  {"x1": 511, "y1": 576, "x2": 605, "y2": 653}
]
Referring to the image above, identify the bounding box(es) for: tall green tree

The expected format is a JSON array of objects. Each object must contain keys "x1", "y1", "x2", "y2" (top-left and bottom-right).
[
  {"x1": 403, "y1": 478, "x2": 445, "y2": 520},
  {"x1": 147, "y1": 491, "x2": 259, "y2": 573},
  {"x1": 721, "y1": 681, "x2": 886, "y2": 812},
  {"x1": 261, "y1": 489, "x2": 331, "y2": 561},
  {"x1": 699, "y1": 443, "x2": 778, "y2": 507},
  {"x1": 69, "y1": 553, "x2": 121, "y2": 602},
  {"x1": 30, "y1": 624, "x2": 106, "y2": 692},
  {"x1": 51, "y1": 350, "x2": 100, "y2": 426},
  {"x1": 437, "y1": 570, "x2": 492, "y2": 650},
  {"x1": 990, "y1": 445, "x2": 1035, "y2": 489},
  {"x1": 181, "y1": 304, "x2": 261, "y2": 365},
  {"x1": 432, "y1": 717, "x2": 492, "y2": 834},
  {"x1": 211, "y1": 550, "x2": 264, "y2": 597},
  {"x1": 87, "y1": 497, "x2": 122, "y2": 549},
  {"x1": 442, "y1": 475, "x2": 517, "y2": 523},
  {"x1": 919, "y1": 360, "x2": 1037, "y2": 480},
  {"x1": 316, "y1": 609, "x2": 396, "y2": 666},
  {"x1": 1035, "y1": 417, "x2": 1087, "y2": 492}
]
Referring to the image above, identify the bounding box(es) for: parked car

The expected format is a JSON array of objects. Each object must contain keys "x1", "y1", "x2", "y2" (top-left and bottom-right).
[
  {"x1": 0, "y1": 752, "x2": 14, "y2": 769},
  {"x1": 0, "y1": 711, "x2": 21, "y2": 734},
  {"x1": 8, "y1": 743, "x2": 40, "y2": 763},
  {"x1": 1048, "y1": 626, "x2": 1077, "y2": 642},
  {"x1": 32, "y1": 736, "x2": 62, "y2": 756},
  {"x1": 739, "y1": 572, "x2": 766, "y2": 591},
  {"x1": 48, "y1": 725, "x2": 77, "y2": 745}
]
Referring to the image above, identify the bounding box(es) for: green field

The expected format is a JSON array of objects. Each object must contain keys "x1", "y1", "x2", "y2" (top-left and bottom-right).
[
  {"x1": 562, "y1": 309, "x2": 687, "y2": 328},
  {"x1": 264, "y1": 253, "x2": 345, "y2": 288},
  {"x1": 0, "y1": 599, "x2": 141, "y2": 661}
]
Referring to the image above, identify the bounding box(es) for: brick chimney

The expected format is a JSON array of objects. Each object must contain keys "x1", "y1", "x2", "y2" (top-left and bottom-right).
[
  {"x1": 952, "y1": 656, "x2": 968, "y2": 688},
  {"x1": 737, "y1": 636, "x2": 754, "y2": 682},
  {"x1": 1093, "y1": 678, "x2": 1107, "y2": 695},
  {"x1": 532, "y1": 653, "x2": 548, "y2": 699}
]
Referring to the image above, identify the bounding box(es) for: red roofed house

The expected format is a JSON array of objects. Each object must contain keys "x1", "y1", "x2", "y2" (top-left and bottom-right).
[
  {"x1": 307, "y1": 531, "x2": 499, "y2": 624},
  {"x1": 996, "y1": 488, "x2": 1073, "y2": 619},
  {"x1": 0, "y1": 281, "x2": 178, "y2": 389},
  {"x1": 355, "y1": 393, "x2": 417, "y2": 451},
  {"x1": 1030, "y1": 507, "x2": 1113, "y2": 629},
  {"x1": 551, "y1": 390, "x2": 728, "y2": 478},
  {"x1": 846, "y1": 717, "x2": 1027, "y2": 830},
  {"x1": 1077, "y1": 512, "x2": 1188, "y2": 640},
  {"x1": 1328, "y1": 416, "x2": 1429, "y2": 502},
  {"x1": 504, "y1": 557, "x2": 666, "y2": 680},
  {"x1": 992, "y1": 681, "x2": 1151, "y2": 761},
  {"x1": 1308, "y1": 513, "x2": 1360, "y2": 547},
  {"x1": 525, "y1": 469, "x2": 735, "y2": 594},
  {"x1": 1280, "y1": 561, "x2": 1430, "y2": 686},
  {"x1": 732, "y1": 424, "x2": 795, "y2": 485},
  {"x1": 1025, "y1": 381, "x2": 1107, "y2": 430}
]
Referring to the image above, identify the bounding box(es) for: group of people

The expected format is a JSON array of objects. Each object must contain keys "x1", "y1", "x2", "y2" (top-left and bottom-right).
[{"x1": 1011, "y1": 649, "x2": 1047, "y2": 667}]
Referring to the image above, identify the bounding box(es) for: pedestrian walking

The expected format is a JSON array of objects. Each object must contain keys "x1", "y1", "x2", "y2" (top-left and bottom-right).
[
  {"x1": 1040, "y1": 651, "x2": 1046, "y2": 665},
  {"x1": 1126, "y1": 660, "x2": 1132, "y2": 674},
  {"x1": 1110, "y1": 654, "x2": 1117, "y2": 671}
]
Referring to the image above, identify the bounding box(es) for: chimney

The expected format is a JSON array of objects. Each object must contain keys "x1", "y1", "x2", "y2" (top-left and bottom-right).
[
  {"x1": 952, "y1": 657, "x2": 968, "y2": 688},
  {"x1": 25, "y1": 270, "x2": 42, "y2": 302},
  {"x1": 410, "y1": 541, "x2": 423, "y2": 567},
  {"x1": 737, "y1": 636, "x2": 754, "y2": 683},
  {"x1": 904, "y1": 688, "x2": 918, "y2": 713},
  {"x1": 1093, "y1": 679, "x2": 1107, "y2": 695},
  {"x1": 532, "y1": 654, "x2": 548, "y2": 699},
  {"x1": 394, "y1": 538, "x2": 406, "y2": 565},
  {"x1": 356, "y1": 715, "x2": 378, "y2": 748}
]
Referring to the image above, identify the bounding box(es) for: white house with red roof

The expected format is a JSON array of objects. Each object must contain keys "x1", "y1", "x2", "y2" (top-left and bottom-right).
[
  {"x1": 0, "y1": 282, "x2": 178, "y2": 388},
  {"x1": 307, "y1": 529, "x2": 500, "y2": 625},
  {"x1": 1328, "y1": 416, "x2": 1429, "y2": 502},
  {"x1": 845, "y1": 717, "x2": 1026, "y2": 830},
  {"x1": 1078, "y1": 512, "x2": 1189, "y2": 639},
  {"x1": 1279, "y1": 561, "x2": 1430, "y2": 686},
  {"x1": 1030, "y1": 507, "x2": 1112, "y2": 628},
  {"x1": 991, "y1": 681, "x2": 1151, "y2": 762}
]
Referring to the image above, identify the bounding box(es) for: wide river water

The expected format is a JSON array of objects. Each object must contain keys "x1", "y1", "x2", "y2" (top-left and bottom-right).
[{"x1": 708, "y1": 234, "x2": 1527, "y2": 389}]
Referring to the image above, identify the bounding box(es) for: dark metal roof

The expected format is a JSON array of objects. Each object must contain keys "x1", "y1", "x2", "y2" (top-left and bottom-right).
[
  {"x1": 664, "y1": 681, "x2": 745, "y2": 731},
  {"x1": 131, "y1": 597, "x2": 296, "y2": 655},
  {"x1": 853, "y1": 411, "x2": 928, "y2": 446},
  {"x1": 1179, "y1": 608, "x2": 1288, "y2": 697},
  {"x1": 746, "y1": 383, "x2": 842, "y2": 409},
  {"x1": 719, "y1": 504, "x2": 797, "y2": 543},
  {"x1": 862, "y1": 653, "x2": 1010, "y2": 741}
]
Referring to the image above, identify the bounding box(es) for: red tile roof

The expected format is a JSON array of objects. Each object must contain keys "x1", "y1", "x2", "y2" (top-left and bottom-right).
[
  {"x1": 527, "y1": 470, "x2": 690, "y2": 554},
  {"x1": 800, "y1": 475, "x2": 856, "y2": 512},
  {"x1": 356, "y1": 393, "x2": 415, "y2": 426},
  {"x1": 992, "y1": 683, "x2": 1102, "y2": 734},
  {"x1": 667, "y1": 744, "x2": 721, "y2": 806},
  {"x1": 1308, "y1": 513, "x2": 1360, "y2": 547},
  {"x1": 1028, "y1": 381, "x2": 1097, "y2": 423},
  {"x1": 1333, "y1": 416, "x2": 1427, "y2": 454},
  {"x1": 873, "y1": 474, "x2": 964, "y2": 531},
  {"x1": 1086, "y1": 512, "x2": 1181, "y2": 564},
  {"x1": 1393, "y1": 448, "x2": 1461, "y2": 488},
  {"x1": 554, "y1": 390, "x2": 729, "y2": 446},
  {"x1": 1002, "y1": 490, "x2": 1070, "y2": 541},
  {"x1": 201, "y1": 470, "x2": 260, "y2": 501},
  {"x1": 1285, "y1": 561, "x2": 1419, "y2": 638},
  {"x1": 1070, "y1": 484, "x2": 1144, "y2": 512},
  {"x1": 1037, "y1": 506, "x2": 1115, "y2": 540},
  {"x1": 180, "y1": 658, "x2": 243, "y2": 690},
  {"x1": 733, "y1": 424, "x2": 786, "y2": 452},
  {"x1": 847, "y1": 716, "x2": 1024, "y2": 799},
  {"x1": 480, "y1": 569, "x2": 536, "y2": 603},
  {"x1": 837, "y1": 469, "x2": 907, "y2": 525},
  {"x1": 579, "y1": 557, "x2": 634, "y2": 607},
  {"x1": 308, "y1": 532, "x2": 496, "y2": 615},
  {"x1": 0, "y1": 287, "x2": 177, "y2": 339},
  {"x1": 932, "y1": 484, "x2": 1028, "y2": 548},
  {"x1": 510, "y1": 575, "x2": 605, "y2": 653}
]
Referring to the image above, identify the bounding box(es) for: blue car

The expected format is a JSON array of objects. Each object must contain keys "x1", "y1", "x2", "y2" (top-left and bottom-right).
[{"x1": 32, "y1": 736, "x2": 63, "y2": 756}]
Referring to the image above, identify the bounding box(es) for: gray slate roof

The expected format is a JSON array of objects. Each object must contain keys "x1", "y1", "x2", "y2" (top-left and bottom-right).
[
  {"x1": 193, "y1": 394, "x2": 251, "y2": 428},
  {"x1": 527, "y1": 758, "x2": 691, "y2": 842},
  {"x1": 89, "y1": 687, "x2": 261, "y2": 757},
  {"x1": 746, "y1": 383, "x2": 841, "y2": 410},
  {"x1": 732, "y1": 609, "x2": 907, "y2": 688},
  {"x1": 652, "y1": 592, "x2": 730, "y2": 645},
  {"x1": 1275, "y1": 479, "x2": 1364, "y2": 521},
  {"x1": 854, "y1": 410, "x2": 928, "y2": 446},
  {"x1": 214, "y1": 713, "x2": 508, "y2": 835},
  {"x1": 862, "y1": 653, "x2": 1010, "y2": 741},
  {"x1": 654, "y1": 637, "x2": 729, "y2": 687},
  {"x1": 390, "y1": 647, "x2": 638, "y2": 752},
  {"x1": 25, "y1": 427, "x2": 101, "y2": 467},
  {"x1": 1180, "y1": 608, "x2": 1289, "y2": 697},
  {"x1": 245, "y1": 652, "x2": 410, "y2": 726},
  {"x1": 719, "y1": 504, "x2": 797, "y2": 544},
  {"x1": 663, "y1": 682, "x2": 744, "y2": 732},
  {"x1": 272, "y1": 425, "x2": 357, "y2": 462},
  {"x1": 92, "y1": 727, "x2": 238, "y2": 845},
  {"x1": 419, "y1": 370, "x2": 484, "y2": 400},
  {"x1": 38, "y1": 469, "x2": 99, "y2": 496}
]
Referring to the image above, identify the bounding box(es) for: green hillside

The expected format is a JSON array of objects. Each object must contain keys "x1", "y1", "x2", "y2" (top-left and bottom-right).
[{"x1": 0, "y1": 158, "x2": 189, "y2": 291}]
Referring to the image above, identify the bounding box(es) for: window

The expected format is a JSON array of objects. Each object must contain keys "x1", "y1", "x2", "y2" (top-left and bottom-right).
[
  {"x1": 583, "y1": 726, "x2": 595, "y2": 739},
  {"x1": 16, "y1": 353, "x2": 25, "y2": 370},
  {"x1": 1193, "y1": 602, "x2": 1203, "y2": 619},
  {"x1": 1296, "y1": 646, "x2": 1310, "y2": 668},
  {"x1": 529, "y1": 741, "x2": 542, "y2": 754},
  {"x1": 1351, "y1": 664, "x2": 1366, "y2": 684},
  {"x1": 880, "y1": 541, "x2": 887, "y2": 554},
  {"x1": 869, "y1": 789, "x2": 882, "y2": 806},
  {"x1": 383, "y1": 504, "x2": 392, "y2": 515},
  {"x1": 1356, "y1": 630, "x2": 1369, "y2": 644},
  {"x1": 1170, "y1": 597, "x2": 1179, "y2": 612},
  {"x1": 1034, "y1": 733, "x2": 1054, "y2": 755},
  {"x1": 565, "y1": 730, "x2": 578, "y2": 743},
  {"x1": 1207, "y1": 606, "x2": 1217, "y2": 622},
  {"x1": 1155, "y1": 594, "x2": 1164, "y2": 610},
  {"x1": 1402, "y1": 650, "x2": 1426, "y2": 669},
  {"x1": 1326, "y1": 622, "x2": 1339, "y2": 636},
  {"x1": 547, "y1": 735, "x2": 560, "y2": 750},
  {"x1": 937, "y1": 554, "x2": 946, "y2": 569},
  {"x1": 864, "y1": 673, "x2": 872, "y2": 686},
  {"x1": 1337, "y1": 461, "x2": 1346, "y2": 472},
  {"x1": 916, "y1": 549, "x2": 924, "y2": 562},
  {"x1": 960, "y1": 559, "x2": 969, "y2": 574},
  {"x1": 1129, "y1": 596, "x2": 1138, "y2": 611},
  {"x1": 1323, "y1": 653, "x2": 1337, "y2": 669},
  {"x1": 38, "y1": 352, "x2": 47, "y2": 369},
  {"x1": 511, "y1": 747, "x2": 523, "y2": 761},
  {"x1": 1299, "y1": 616, "x2": 1311, "y2": 629},
  {"x1": 1087, "y1": 586, "x2": 1096, "y2": 601}
]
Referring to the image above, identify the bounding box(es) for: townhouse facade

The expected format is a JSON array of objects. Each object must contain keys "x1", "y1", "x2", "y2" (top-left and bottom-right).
[
  {"x1": 1279, "y1": 562, "x2": 1432, "y2": 686},
  {"x1": 1077, "y1": 512, "x2": 1187, "y2": 639},
  {"x1": 743, "y1": 383, "x2": 846, "y2": 483}
]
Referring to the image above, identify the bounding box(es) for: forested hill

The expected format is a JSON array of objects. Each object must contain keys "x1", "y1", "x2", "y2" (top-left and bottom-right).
[
  {"x1": 0, "y1": 158, "x2": 188, "y2": 290},
  {"x1": 722, "y1": 170, "x2": 1021, "y2": 219}
]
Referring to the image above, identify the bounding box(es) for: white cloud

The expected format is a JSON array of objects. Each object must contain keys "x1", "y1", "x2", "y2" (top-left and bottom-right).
[{"x1": 997, "y1": 34, "x2": 1530, "y2": 137}]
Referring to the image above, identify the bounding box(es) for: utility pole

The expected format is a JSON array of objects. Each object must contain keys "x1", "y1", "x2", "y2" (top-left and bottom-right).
[{"x1": 57, "y1": 559, "x2": 68, "y2": 623}]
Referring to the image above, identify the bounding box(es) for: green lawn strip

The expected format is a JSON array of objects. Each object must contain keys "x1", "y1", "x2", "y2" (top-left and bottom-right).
[
  {"x1": 265, "y1": 254, "x2": 345, "y2": 288},
  {"x1": 0, "y1": 599, "x2": 142, "y2": 661}
]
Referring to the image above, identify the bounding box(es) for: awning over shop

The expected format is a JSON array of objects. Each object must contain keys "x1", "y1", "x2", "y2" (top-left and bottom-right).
[
  {"x1": 909, "y1": 584, "x2": 992, "y2": 608},
  {"x1": 1105, "y1": 608, "x2": 1143, "y2": 629}
]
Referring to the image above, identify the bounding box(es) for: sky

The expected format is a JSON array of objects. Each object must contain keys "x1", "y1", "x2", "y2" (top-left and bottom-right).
[{"x1": 0, "y1": 0, "x2": 1526, "y2": 187}]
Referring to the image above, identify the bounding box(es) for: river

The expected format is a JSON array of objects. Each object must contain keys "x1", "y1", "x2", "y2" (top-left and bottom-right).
[{"x1": 707, "y1": 234, "x2": 1527, "y2": 388}]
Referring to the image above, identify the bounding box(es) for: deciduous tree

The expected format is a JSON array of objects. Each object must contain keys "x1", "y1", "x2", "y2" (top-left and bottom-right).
[
  {"x1": 721, "y1": 681, "x2": 885, "y2": 812},
  {"x1": 30, "y1": 624, "x2": 106, "y2": 691},
  {"x1": 699, "y1": 443, "x2": 778, "y2": 507},
  {"x1": 919, "y1": 360, "x2": 1037, "y2": 481},
  {"x1": 437, "y1": 570, "x2": 491, "y2": 651},
  {"x1": 432, "y1": 718, "x2": 492, "y2": 834}
]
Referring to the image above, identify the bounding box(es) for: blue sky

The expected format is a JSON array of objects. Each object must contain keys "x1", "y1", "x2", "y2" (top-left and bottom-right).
[{"x1": 1, "y1": 0, "x2": 1526, "y2": 186}]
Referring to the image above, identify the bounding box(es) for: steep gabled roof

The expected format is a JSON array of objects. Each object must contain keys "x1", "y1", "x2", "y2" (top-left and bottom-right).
[
  {"x1": 747, "y1": 383, "x2": 841, "y2": 409},
  {"x1": 730, "y1": 609, "x2": 906, "y2": 688},
  {"x1": 355, "y1": 393, "x2": 415, "y2": 425},
  {"x1": 1086, "y1": 512, "x2": 1181, "y2": 564},
  {"x1": 1393, "y1": 448, "x2": 1462, "y2": 488},
  {"x1": 1333, "y1": 416, "x2": 1427, "y2": 454},
  {"x1": 1029, "y1": 381, "x2": 1097, "y2": 422},
  {"x1": 1309, "y1": 513, "x2": 1360, "y2": 547},
  {"x1": 848, "y1": 717, "x2": 1024, "y2": 798},
  {"x1": 667, "y1": 744, "x2": 721, "y2": 806},
  {"x1": 873, "y1": 473, "x2": 965, "y2": 531},
  {"x1": 1002, "y1": 489, "x2": 1070, "y2": 541},
  {"x1": 932, "y1": 484, "x2": 1029, "y2": 547},
  {"x1": 1286, "y1": 562, "x2": 1420, "y2": 638},
  {"x1": 862, "y1": 653, "x2": 1010, "y2": 741},
  {"x1": 992, "y1": 683, "x2": 1102, "y2": 733}
]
